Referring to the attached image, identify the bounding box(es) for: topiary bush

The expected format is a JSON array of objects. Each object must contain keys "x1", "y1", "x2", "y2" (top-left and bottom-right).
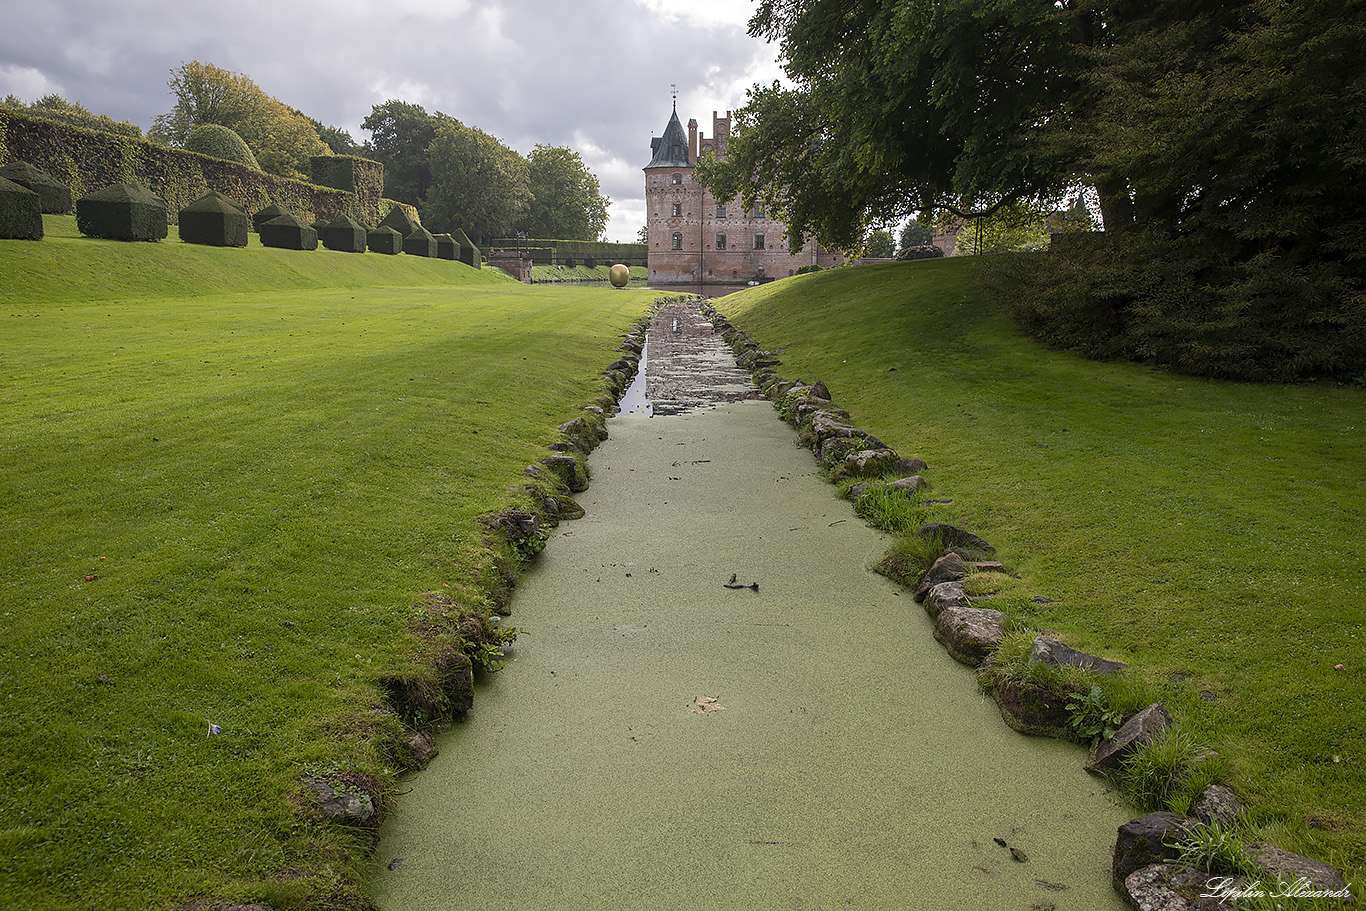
[
  {"x1": 0, "y1": 161, "x2": 73, "y2": 214},
  {"x1": 184, "y1": 124, "x2": 261, "y2": 171},
  {"x1": 896, "y1": 245, "x2": 944, "y2": 260},
  {"x1": 433, "y1": 233, "x2": 457, "y2": 261},
  {"x1": 251, "y1": 203, "x2": 288, "y2": 233},
  {"x1": 259, "y1": 213, "x2": 318, "y2": 251},
  {"x1": 178, "y1": 190, "x2": 248, "y2": 247},
  {"x1": 76, "y1": 183, "x2": 168, "y2": 241},
  {"x1": 367, "y1": 226, "x2": 402, "y2": 255},
  {"x1": 452, "y1": 227, "x2": 480, "y2": 268},
  {"x1": 403, "y1": 226, "x2": 437, "y2": 258},
  {"x1": 321, "y1": 215, "x2": 366, "y2": 253},
  {"x1": 0, "y1": 177, "x2": 44, "y2": 240}
]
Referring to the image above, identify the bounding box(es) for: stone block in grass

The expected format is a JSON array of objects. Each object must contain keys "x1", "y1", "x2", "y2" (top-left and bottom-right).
[
  {"x1": 0, "y1": 161, "x2": 72, "y2": 214},
  {"x1": 178, "y1": 191, "x2": 249, "y2": 247},
  {"x1": 321, "y1": 215, "x2": 366, "y2": 253},
  {"x1": 433, "y1": 233, "x2": 457, "y2": 260},
  {"x1": 259, "y1": 214, "x2": 318, "y2": 251},
  {"x1": 76, "y1": 183, "x2": 168, "y2": 241},
  {"x1": 367, "y1": 226, "x2": 402, "y2": 255},
  {"x1": 403, "y1": 226, "x2": 437, "y2": 258},
  {"x1": 0, "y1": 176, "x2": 43, "y2": 240}
]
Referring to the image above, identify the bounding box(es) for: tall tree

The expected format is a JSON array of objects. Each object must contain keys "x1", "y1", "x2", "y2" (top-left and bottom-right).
[
  {"x1": 422, "y1": 120, "x2": 531, "y2": 242},
  {"x1": 152, "y1": 61, "x2": 329, "y2": 180},
  {"x1": 361, "y1": 101, "x2": 453, "y2": 206},
  {"x1": 865, "y1": 228, "x2": 895, "y2": 258},
  {"x1": 515, "y1": 145, "x2": 609, "y2": 240}
]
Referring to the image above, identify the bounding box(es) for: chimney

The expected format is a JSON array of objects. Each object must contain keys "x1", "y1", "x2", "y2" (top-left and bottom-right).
[{"x1": 688, "y1": 118, "x2": 698, "y2": 164}]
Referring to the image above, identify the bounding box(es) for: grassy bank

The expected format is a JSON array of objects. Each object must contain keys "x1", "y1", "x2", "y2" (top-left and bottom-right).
[
  {"x1": 716, "y1": 260, "x2": 1364, "y2": 889},
  {"x1": 0, "y1": 218, "x2": 651, "y2": 910}
]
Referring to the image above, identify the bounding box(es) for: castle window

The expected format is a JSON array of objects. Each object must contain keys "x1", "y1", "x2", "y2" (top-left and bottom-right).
[
  {"x1": 672, "y1": 232, "x2": 683, "y2": 250},
  {"x1": 672, "y1": 202, "x2": 682, "y2": 217},
  {"x1": 716, "y1": 204, "x2": 727, "y2": 218},
  {"x1": 754, "y1": 234, "x2": 765, "y2": 250},
  {"x1": 672, "y1": 173, "x2": 682, "y2": 185},
  {"x1": 716, "y1": 233, "x2": 727, "y2": 250},
  {"x1": 756, "y1": 202, "x2": 765, "y2": 217}
]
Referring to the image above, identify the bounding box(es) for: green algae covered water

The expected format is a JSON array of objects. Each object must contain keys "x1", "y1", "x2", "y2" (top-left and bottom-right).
[{"x1": 371, "y1": 396, "x2": 1130, "y2": 910}]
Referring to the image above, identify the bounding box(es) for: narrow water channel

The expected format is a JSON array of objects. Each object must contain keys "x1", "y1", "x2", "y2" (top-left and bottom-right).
[{"x1": 371, "y1": 306, "x2": 1129, "y2": 910}]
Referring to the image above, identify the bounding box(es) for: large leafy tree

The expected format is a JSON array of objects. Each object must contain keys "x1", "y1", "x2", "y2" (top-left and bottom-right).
[
  {"x1": 705, "y1": 0, "x2": 1366, "y2": 380},
  {"x1": 422, "y1": 120, "x2": 531, "y2": 242},
  {"x1": 152, "y1": 61, "x2": 330, "y2": 180},
  {"x1": 515, "y1": 145, "x2": 610, "y2": 240},
  {"x1": 361, "y1": 101, "x2": 454, "y2": 206}
]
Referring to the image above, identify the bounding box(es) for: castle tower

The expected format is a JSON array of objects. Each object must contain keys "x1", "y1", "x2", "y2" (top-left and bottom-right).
[{"x1": 645, "y1": 101, "x2": 843, "y2": 285}]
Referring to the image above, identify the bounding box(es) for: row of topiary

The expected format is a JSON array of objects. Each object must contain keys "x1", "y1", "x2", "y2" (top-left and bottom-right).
[
  {"x1": 0, "y1": 158, "x2": 481, "y2": 266},
  {"x1": 698, "y1": 300, "x2": 1356, "y2": 909}
]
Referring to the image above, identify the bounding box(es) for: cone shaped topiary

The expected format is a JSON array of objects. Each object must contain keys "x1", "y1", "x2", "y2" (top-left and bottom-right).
[
  {"x1": 321, "y1": 215, "x2": 366, "y2": 253},
  {"x1": 0, "y1": 177, "x2": 44, "y2": 240},
  {"x1": 403, "y1": 226, "x2": 437, "y2": 258},
  {"x1": 179, "y1": 191, "x2": 249, "y2": 247},
  {"x1": 76, "y1": 183, "x2": 168, "y2": 241},
  {"x1": 451, "y1": 227, "x2": 481, "y2": 268},
  {"x1": 0, "y1": 161, "x2": 72, "y2": 214},
  {"x1": 367, "y1": 226, "x2": 402, "y2": 255},
  {"x1": 259, "y1": 214, "x2": 319, "y2": 251}
]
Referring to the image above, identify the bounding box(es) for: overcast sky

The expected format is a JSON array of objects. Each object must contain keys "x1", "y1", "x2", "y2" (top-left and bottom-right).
[{"x1": 1, "y1": 0, "x2": 784, "y2": 241}]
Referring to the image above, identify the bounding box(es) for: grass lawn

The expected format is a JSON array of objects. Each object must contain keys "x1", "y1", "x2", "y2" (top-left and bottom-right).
[
  {"x1": 717, "y1": 259, "x2": 1365, "y2": 890},
  {"x1": 0, "y1": 217, "x2": 651, "y2": 910}
]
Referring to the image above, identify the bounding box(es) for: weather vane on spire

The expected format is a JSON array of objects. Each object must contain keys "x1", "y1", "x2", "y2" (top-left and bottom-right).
[{"x1": 671, "y1": 84, "x2": 678, "y2": 109}]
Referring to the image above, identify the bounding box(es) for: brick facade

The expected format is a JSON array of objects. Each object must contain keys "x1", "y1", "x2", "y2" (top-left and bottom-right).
[{"x1": 644, "y1": 108, "x2": 843, "y2": 284}]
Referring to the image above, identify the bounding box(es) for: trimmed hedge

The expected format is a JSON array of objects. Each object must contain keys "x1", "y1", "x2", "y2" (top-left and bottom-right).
[
  {"x1": 433, "y1": 233, "x2": 457, "y2": 261},
  {"x1": 491, "y1": 237, "x2": 647, "y2": 266},
  {"x1": 259, "y1": 213, "x2": 318, "y2": 251},
  {"x1": 0, "y1": 176, "x2": 43, "y2": 240},
  {"x1": 0, "y1": 161, "x2": 72, "y2": 214},
  {"x1": 185, "y1": 124, "x2": 260, "y2": 171},
  {"x1": 403, "y1": 226, "x2": 437, "y2": 258},
  {"x1": 452, "y1": 227, "x2": 480, "y2": 268},
  {"x1": 378, "y1": 203, "x2": 421, "y2": 237},
  {"x1": 367, "y1": 226, "x2": 402, "y2": 255},
  {"x1": 251, "y1": 203, "x2": 289, "y2": 232},
  {"x1": 321, "y1": 215, "x2": 366, "y2": 253},
  {"x1": 0, "y1": 110, "x2": 381, "y2": 227},
  {"x1": 76, "y1": 183, "x2": 169, "y2": 241},
  {"x1": 179, "y1": 190, "x2": 249, "y2": 247}
]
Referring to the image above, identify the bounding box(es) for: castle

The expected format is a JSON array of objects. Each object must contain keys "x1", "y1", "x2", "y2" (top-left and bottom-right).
[{"x1": 644, "y1": 104, "x2": 843, "y2": 284}]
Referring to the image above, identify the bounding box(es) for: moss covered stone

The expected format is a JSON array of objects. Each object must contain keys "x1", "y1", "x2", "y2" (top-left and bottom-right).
[
  {"x1": 367, "y1": 226, "x2": 402, "y2": 255},
  {"x1": 321, "y1": 215, "x2": 366, "y2": 253},
  {"x1": 76, "y1": 183, "x2": 168, "y2": 241},
  {"x1": 178, "y1": 190, "x2": 249, "y2": 247},
  {"x1": 0, "y1": 176, "x2": 44, "y2": 240},
  {"x1": 403, "y1": 226, "x2": 437, "y2": 258},
  {"x1": 0, "y1": 161, "x2": 73, "y2": 214},
  {"x1": 259, "y1": 213, "x2": 318, "y2": 251}
]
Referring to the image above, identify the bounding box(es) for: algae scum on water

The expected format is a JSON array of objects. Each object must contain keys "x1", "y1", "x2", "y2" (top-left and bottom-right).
[{"x1": 371, "y1": 306, "x2": 1129, "y2": 910}]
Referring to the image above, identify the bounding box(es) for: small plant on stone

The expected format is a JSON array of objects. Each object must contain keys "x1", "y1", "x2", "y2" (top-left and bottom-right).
[
  {"x1": 1121, "y1": 727, "x2": 1226, "y2": 813},
  {"x1": 1066, "y1": 682, "x2": 1125, "y2": 746}
]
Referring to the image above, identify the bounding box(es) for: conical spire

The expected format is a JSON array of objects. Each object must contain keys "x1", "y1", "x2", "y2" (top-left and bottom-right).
[{"x1": 646, "y1": 106, "x2": 692, "y2": 169}]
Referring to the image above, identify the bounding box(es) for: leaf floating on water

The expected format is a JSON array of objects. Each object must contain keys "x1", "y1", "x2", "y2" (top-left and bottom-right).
[
  {"x1": 1010, "y1": 847, "x2": 1029, "y2": 863},
  {"x1": 993, "y1": 837, "x2": 1008, "y2": 847},
  {"x1": 388, "y1": 858, "x2": 404, "y2": 870},
  {"x1": 690, "y1": 695, "x2": 726, "y2": 714}
]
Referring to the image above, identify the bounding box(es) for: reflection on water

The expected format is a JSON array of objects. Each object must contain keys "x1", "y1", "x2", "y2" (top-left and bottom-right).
[{"x1": 614, "y1": 335, "x2": 653, "y2": 417}]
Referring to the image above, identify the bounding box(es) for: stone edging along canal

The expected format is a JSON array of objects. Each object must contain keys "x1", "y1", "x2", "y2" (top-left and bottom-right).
[
  {"x1": 241, "y1": 293, "x2": 1349, "y2": 911},
  {"x1": 691, "y1": 299, "x2": 1355, "y2": 908}
]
